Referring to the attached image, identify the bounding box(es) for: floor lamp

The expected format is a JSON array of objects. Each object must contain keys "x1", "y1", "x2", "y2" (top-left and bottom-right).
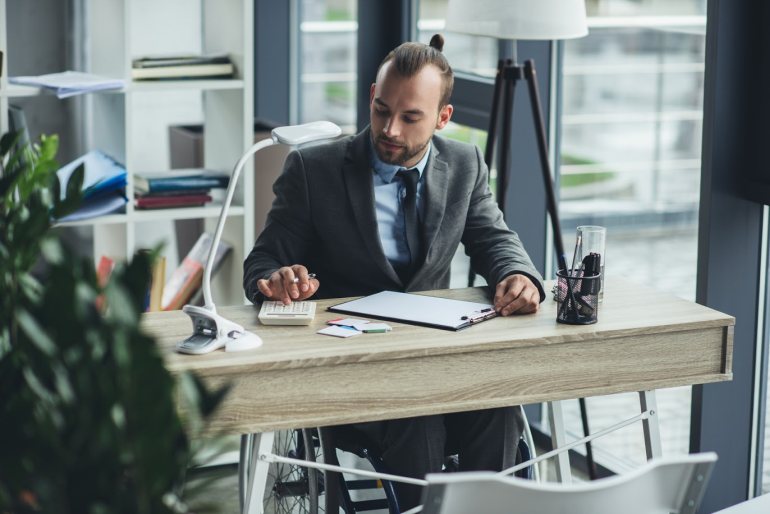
[{"x1": 445, "y1": 0, "x2": 599, "y2": 479}]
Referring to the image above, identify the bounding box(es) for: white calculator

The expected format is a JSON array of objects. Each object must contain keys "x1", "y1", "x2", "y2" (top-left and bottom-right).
[{"x1": 258, "y1": 301, "x2": 316, "y2": 325}]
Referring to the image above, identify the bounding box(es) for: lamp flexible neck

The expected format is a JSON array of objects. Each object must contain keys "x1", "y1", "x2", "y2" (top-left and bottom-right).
[{"x1": 202, "y1": 138, "x2": 278, "y2": 312}]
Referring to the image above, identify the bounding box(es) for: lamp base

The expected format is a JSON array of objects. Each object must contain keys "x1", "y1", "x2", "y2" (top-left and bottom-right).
[
  {"x1": 177, "y1": 304, "x2": 263, "y2": 355},
  {"x1": 224, "y1": 330, "x2": 263, "y2": 352}
]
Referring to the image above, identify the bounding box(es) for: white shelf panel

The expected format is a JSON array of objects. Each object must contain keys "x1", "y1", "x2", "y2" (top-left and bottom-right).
[
  {"x1": 52, "y1": 205, "x2": 244, "y2": 227},
  {"x1": 1, "y1": 84, "x2": 48, "y2": 98},
  {"x1": 2, "y1": 83, "x2": 126, "y2": 98},
  {"x1": 54, "y1": 213, "x2": 130, "y2": 227},
  {"x1": 131, "y1": 204, "x2": 244, "y2": 222},
  {"x1": 2, "y1": 79, "x2": 245, "y2": 98},
  {"x1": 127, "y1": 79, "x2": 245, "y2": 92}
]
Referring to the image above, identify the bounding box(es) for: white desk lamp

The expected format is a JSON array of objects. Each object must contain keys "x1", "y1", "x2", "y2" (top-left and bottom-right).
[{"x1": 177, "y1": 121, "x2": 342, "y2": 355}]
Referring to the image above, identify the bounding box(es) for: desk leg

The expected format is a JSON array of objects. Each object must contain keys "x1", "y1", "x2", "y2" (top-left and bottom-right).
[
  {"x1": 547, "y1": 401, "x2": 572, "y2": 482},
  {"x1": 639, "y1": 390, "x2": 662, "y2": 460},
  {"x1": 243, "y1": 431, "x2": 275, "y2": 514},
  {"x1": 239, "y1": 434, "x2": 252, "y2": 512}
]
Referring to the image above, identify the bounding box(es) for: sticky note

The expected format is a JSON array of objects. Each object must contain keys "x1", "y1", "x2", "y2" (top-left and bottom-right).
[
  {"x1": 327, "y1": 317, "x2": 371, "y2": 330},
  {"x1": 317, "y1": 325, "x2": 362, "y2": 338},
  {"x1": 361, "y1": 323, "x2": 392, "y2": 333}
]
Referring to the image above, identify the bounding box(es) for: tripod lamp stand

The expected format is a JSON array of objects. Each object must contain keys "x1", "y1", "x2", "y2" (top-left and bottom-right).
[
  {"x1": 446, "y1": 0, "x2": 595, "y2": 477},
  {"x1": 176, "y1": 121, "x2": 342, "y2": 355}
]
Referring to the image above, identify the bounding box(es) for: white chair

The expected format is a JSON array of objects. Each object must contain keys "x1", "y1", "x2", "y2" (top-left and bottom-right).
[{"x1": 418, "y1": 453, "x2": 717, "y2": 514}]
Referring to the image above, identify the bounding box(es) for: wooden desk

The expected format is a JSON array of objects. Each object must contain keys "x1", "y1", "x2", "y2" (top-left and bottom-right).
[
  {"x1": 145, "y1": 278, "x2": 733, "y2": 433},
  {"x1": 142, "y1": 277, "x2": 734, "y2": 513}
]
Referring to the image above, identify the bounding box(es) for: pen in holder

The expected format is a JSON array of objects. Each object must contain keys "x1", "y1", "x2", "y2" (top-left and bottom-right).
[
  {"x1": 576, "y1": 225, "x2": 606, "y2": 301},
  {"x1": 556, "y1": 258, "x2": 601, "y2": 325}
]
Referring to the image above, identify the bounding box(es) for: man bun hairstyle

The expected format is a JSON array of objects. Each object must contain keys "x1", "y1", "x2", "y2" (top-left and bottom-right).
[
  {"x1": 378, "y1": 33, "x2": 454, "y2": 108},
  {"x1": 429, "y1": 33, "x2": 445, "y2": 52}
]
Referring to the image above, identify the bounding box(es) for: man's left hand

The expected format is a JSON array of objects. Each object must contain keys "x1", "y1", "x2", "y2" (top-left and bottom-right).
[{"x1": 494, "y1": 274, "x2": 540, "y2": 316}]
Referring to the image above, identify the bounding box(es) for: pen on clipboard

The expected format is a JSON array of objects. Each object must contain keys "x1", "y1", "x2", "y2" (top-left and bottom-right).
[
  {"x1": 291, "y1": 273, "x2": 317, "y2": 284},
  {"x1": 460, "y1": 307, "x2": 497, "y2": 325}
]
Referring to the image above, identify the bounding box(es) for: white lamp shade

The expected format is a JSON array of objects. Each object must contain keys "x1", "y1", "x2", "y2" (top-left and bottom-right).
[{"x1": 445, "y1": 0, "x2": 588, "y2": 40}]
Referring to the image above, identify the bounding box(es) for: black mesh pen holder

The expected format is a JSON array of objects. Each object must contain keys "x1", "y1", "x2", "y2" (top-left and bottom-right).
[{"x1": 555, "y1": 269, "x2": 601, "y2": 325}]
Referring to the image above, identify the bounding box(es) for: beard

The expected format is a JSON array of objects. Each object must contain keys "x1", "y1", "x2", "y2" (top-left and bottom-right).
[{"x1": 372, "y1": 133, "x2": 431, "y2": 166}]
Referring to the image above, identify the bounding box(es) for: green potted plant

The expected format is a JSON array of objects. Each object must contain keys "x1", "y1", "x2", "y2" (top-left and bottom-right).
[{"x1": 0, "y1": 132, "x2": 228, "y2": 513}]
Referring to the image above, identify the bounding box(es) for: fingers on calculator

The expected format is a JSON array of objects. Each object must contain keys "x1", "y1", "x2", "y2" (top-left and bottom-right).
[{"x1": 258, "y1": 300, "x2": 316, "y2": 326}]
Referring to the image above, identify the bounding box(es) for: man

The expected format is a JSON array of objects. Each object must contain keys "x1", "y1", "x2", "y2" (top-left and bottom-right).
[{"x1": 244, "y1": 34, "x2": 545, "y2": 509}]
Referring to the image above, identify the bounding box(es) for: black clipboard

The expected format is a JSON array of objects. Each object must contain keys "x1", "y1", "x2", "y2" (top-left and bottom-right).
[{"x1": 328, "y1": 291, "x2": 497, "y2": 331}]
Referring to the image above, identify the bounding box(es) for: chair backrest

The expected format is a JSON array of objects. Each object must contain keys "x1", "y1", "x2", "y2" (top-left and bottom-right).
[{"x1": 420, "y1": 453, "x2": 717, "y2": 514}]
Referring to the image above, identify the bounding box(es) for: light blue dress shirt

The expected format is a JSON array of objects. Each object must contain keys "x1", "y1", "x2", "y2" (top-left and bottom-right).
[{"x1": 370, "y1": 141, "x2": 431, "y2": 271}]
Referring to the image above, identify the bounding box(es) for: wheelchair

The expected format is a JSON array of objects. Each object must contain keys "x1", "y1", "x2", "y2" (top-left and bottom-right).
[
  {"x1": 262, "y1": 428, "x2": 322, "y2": 513},
  {"x1": 262, "y1": 417, "x2": 535, "y2": 514},
  {"x1": 320, "y1": 426, "x2": 535, "y2": 514}
]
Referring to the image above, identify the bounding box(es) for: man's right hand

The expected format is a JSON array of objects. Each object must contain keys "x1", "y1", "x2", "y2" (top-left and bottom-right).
[{"x1": 257, "y1": 265, "x2": 319, "y2": 304}]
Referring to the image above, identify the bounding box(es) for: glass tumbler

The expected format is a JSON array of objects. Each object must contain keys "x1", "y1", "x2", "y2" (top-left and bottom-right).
[{"x1": 575, "y1": 225, "x2": 606, "y2": 301}]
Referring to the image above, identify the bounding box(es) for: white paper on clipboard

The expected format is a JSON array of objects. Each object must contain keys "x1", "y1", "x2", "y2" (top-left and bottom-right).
[{"x1": 328, "y1": 291, "x2": 496, "y2": 331}]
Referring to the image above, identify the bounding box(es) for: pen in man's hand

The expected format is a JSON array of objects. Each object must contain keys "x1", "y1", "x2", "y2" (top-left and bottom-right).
[{"x1": 291, "y1": 273, "x2": 316, "y2": 284}]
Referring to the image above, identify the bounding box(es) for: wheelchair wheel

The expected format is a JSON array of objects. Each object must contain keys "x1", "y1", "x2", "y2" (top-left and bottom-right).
[{"x1": 263, "y1": 429, "x2": 325, "y2": 514}]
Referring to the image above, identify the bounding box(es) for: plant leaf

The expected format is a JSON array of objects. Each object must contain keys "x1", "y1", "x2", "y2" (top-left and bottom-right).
[
  {"x1": 38, "y1": 134, "x2": 59, "y2": 162},
  {"x1": 0, "y1": 130, "x2": 18, "y2": 159},
  {"x1": 15, "y1": 308, "x2": 56, "y2": 356},
  {"x1": 0, "y1": 161, "x2": 24, "y2": 198},
  {"x1": 65, "y1": 162, "x2": 85, "y2": 202},
  {"x1": 52, "y1": 173, "x2": 62, "y2": 205}
]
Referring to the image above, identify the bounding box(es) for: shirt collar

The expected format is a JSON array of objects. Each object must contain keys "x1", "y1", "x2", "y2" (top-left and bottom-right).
[{"x1": 370, "y1": 139, "x2": 432, "y2": 184}]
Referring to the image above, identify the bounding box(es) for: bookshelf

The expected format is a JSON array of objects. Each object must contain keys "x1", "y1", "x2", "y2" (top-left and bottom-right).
[{"x1": 0, "y1": 0, "x2": 254, "y2": 305}]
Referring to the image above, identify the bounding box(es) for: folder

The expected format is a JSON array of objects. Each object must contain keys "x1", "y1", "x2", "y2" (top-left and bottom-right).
[
  {"x1": 54, "y1": 150, "x2": 128, "y2": 222},
  {"x1": 328, "y1": 291, "x2": 497, "y2": 331},
  {"x1": 56, "y1": 149, "x2": 127, "y2": 199}
]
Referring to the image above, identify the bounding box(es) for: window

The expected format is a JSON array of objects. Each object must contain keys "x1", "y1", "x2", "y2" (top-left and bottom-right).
[
  {"x1": 417, "y1": 0, "x2": 498, "y2": 78},
  {"x1": 297, "y1": 0, "x2": 358, "y2": 132},
  {"x1": 414, "y1": 0, "x2": 707, "y2": 469},
  {"x1": 439, "y1": 122, "x2": 492, "y2": 288},
  {"x1": 558, "y1": 0, "x2": 707, "y2": 467}
]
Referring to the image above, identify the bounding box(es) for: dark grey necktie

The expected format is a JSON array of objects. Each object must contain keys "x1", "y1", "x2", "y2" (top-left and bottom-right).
[{"x1": 396, "y1": 168, "x2": 420, "y2": 282}]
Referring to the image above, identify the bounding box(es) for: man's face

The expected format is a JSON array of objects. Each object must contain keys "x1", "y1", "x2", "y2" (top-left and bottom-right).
[{"x1": 369, "y1": 61, "x2": 453, "y2": 168}]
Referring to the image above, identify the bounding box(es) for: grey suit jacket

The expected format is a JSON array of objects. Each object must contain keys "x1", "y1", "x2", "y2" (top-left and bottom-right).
[{"x1": 243, "y1": 127, "x2": 545, "y2": 302}]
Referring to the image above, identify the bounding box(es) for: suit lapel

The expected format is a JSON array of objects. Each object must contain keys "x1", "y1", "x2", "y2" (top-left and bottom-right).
[
  {"x1": 414, "y1": 143, "x2": 449, "y2": 282},
  {"x1": 343, "y1": 129, "x2": 402, "y2": 284}
]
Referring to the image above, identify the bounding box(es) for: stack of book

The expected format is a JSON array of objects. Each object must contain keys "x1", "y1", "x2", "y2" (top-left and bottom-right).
[
  {"x1": 134, "y1": 169, "x2": 230, "y2": 210},
  {"x1": 131, "y1": 54, "x2": 235, "y2": 80}
]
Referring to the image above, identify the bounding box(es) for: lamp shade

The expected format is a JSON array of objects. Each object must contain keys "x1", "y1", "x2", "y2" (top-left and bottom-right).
[{"x1": 445, "y1": 0, "x2": 588, "y2": 40}]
